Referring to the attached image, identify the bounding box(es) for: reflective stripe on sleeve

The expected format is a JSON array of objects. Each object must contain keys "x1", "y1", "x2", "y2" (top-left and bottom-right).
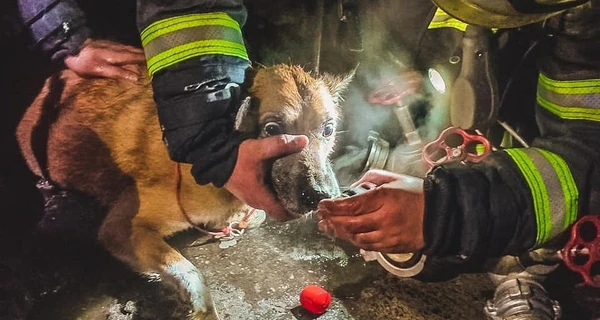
[
  {"x1": 504, "y1": 148, "x2": 579, "y2": 246},
  {"x1": 427, "y1": 8, "x2": 469, "y2": 32},
  {"x1": 537, "y1": 73, "x2": 600, "y2": 122},
  {"x1": 140, "y1": 12, "x2": 249, "y2": 76},
  {"x1": 427, "y1": 8, "x2": 497, "y2": 33}
]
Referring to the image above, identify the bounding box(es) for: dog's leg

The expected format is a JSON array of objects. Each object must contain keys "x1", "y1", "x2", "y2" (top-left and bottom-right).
[
  {"x1": 98, "y1": 187, "x2": 219, "y2": 320},
  {"x1": 130, "y1": 226, "x2": 218, "y2": 320}
]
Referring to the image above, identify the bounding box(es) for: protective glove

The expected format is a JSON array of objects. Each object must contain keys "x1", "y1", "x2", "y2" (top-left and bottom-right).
[{"x1": 317, "y1": 169, "x2": 425, "y2": 253}]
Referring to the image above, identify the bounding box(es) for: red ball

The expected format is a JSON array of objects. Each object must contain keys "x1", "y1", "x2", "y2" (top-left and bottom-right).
[{"x1": 299, "y1": 285, "x2": 332, "y2": 315}]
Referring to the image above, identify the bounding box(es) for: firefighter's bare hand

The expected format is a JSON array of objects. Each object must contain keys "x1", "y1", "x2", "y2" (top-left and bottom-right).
[
  {"x1": 317, "y1": 170, "x2": 425, "y2": 253},
  {"x1": 64, "y1": 39, "x2": 146, "y2": 81},
  {"x1": 225, "y1": 134, "x2": 308, "y2": 221}
]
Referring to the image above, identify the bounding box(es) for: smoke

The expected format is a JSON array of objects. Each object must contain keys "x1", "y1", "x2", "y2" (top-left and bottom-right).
[
  {"x1": 243, "y1": 0, "x2": 454, "y2": 180},
  {"x1": 421, "y1": 75, "x2": 452, "y2": 141},
  {"x1": 336, "y1": 57, "x2": 451, "y2": 150},
  {"x1": 331, "y1": 5, "x2": 453, "y2": 181}
]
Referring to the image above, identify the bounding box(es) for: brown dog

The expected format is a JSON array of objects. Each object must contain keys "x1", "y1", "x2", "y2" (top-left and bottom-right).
[{"x1": 16, "y1": 64, "x2": 351, "y2": 319}]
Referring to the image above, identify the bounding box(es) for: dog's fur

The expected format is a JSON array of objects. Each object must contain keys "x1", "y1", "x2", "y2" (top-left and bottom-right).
[{"x1": 16, "y1": 64, "x2": 350, "y2": 319}]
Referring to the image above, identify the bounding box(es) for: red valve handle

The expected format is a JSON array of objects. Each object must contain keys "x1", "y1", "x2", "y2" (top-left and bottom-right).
[
  {"x1": 422, "y1": 127, "x2": 491, "y2": 167},
  {"x1": 368, "y1": 74, "x2": 421, "y2": 106},
  {"x1": 562, "y1": 215, "x2": 600, "y2": 287},
  {"x1": 463, "y1": 133, "x2": 491, "y2": 163},
  {"x1": 368, "y1": 86, "x2": 407, "y2": 105}
]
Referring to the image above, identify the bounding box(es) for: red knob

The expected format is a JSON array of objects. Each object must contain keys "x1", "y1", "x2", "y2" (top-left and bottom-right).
[{"x1": 562, "y1": 215, "x2": 600, "y2": 287}]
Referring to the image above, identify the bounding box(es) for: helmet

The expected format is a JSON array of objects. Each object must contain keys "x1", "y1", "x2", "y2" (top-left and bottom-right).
[{"x1": 430, "y1": 0, "x2": 589, "y2": 28}]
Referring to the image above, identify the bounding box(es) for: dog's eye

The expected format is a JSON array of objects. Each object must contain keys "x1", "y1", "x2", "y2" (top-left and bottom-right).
[
  {"x1": 322, "y1": 123, "x2": 335, "y2": 138},
  {"x1": 264, "y1": 122, "x2": 282, "y2": 136}
]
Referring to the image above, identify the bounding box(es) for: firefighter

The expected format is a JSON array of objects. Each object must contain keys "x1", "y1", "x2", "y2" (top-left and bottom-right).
[
  {"x1": 135, "y1": 0, "x2": 308, "y2": 221},
  {"x1": 317, "y1": 1, "x2": 599, "y2": 317},
  {"x1": 319, "y1": 0, "x2": 598, "y2": 266},
  {"x1": 316, "y1": 1, "x2": 600, "y2": 317}
]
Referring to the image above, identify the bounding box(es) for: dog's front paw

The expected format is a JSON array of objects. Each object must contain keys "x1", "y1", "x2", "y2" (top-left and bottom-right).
[
  {"x1": 163, "y1": 259, "x2": 220, "y2": 320},
  {"x1": 190, "y1": 311, "x2": 220, "y2": 320}
]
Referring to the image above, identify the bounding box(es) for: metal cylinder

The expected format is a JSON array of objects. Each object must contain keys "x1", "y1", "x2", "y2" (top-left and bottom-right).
[
  {"x1": 364, "y1": 131, "x2": 390, "y2": 170},
  {"x1": 484, "y1": 276, "x2": 561, "y2": 320},
  {"x1": 393, "y1": 105, "x2": 421, "y2": 146}
]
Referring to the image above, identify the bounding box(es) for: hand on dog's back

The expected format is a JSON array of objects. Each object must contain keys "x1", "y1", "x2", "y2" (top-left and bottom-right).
[{"x1": 225, "y1": 134, "x2": 309, "y2": 221}]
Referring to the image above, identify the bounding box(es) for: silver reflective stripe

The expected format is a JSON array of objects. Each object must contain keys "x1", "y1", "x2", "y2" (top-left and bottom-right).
[
  {"x1": 537, "y1": 73, "x2": 600, "y2": 122},
  {"x1": 537, "y1": 85, "x2": 600, "y2": 109},
  {"x1": 504, "y1": 148, "x2": 578, "y2": 246}
]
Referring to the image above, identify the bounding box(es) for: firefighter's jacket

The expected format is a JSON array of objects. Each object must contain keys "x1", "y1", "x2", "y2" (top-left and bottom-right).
[
  {"x1": 415, "y1": 4, "x2": 600, "y2": 261},
  {"x1": 17, "y1": 0, "x2": 91, "y2": 62}
]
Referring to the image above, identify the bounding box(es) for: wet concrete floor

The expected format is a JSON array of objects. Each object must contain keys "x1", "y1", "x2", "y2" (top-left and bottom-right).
[
  {"x1": 9, "y1": 216, "x2": 530, "y2": 320},
  {"x1": 20, "y1": 216, "x2": 493, "y2": 320}
]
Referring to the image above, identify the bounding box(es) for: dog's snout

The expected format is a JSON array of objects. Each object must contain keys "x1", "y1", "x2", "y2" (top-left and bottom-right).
[{"x1": 300, "y1": 189, "x2": 331, "y2": 208}]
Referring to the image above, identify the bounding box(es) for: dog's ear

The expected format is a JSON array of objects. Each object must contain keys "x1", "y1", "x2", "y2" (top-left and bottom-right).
[
  {"x1": 319, "y1": 64, "x2": 357, "y2": 106},
  {"x1": 234, "y1": 96, "x2": 259, "y2": 134},
  {"x1": 235, "y1": 67, "x2": 260, "y2": 135}
]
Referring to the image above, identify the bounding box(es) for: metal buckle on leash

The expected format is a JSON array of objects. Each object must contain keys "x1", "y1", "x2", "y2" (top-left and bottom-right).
[{"x1": 422, "y1": 126, "x2": 492, "y2": 168}]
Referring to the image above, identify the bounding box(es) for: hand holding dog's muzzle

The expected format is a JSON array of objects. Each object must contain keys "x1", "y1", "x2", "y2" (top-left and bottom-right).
[
  {"x1": 316, "y1": 170, "x2": 426, "y2": 254},
  {"x1": 225, "y1": 134, "x2": 309, "y2": 221}
]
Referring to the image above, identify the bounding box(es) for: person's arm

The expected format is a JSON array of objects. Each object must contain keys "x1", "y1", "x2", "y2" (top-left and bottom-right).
[
  {"x1": 137, "y1": 0, "x2": 250, "y2": 187},
  {"x1": 424, "y1": 6, "x2": 600, "y2": 258},
  {"x1": 18, "y1": 0, "x2": 90, "y2": 63},
  {"x1": 317, "y1": 6, "x2": 600, "y2": 260},
  {"x1": 137, "y1": 1, "x2": 306, "y2": 219},
  {"x1": 18, "y1": 0, "x2": 145, "y2": 80}
]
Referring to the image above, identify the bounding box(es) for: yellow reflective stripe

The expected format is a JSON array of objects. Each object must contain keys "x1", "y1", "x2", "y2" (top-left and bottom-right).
[
  {"x1": 537, "y1": 73, "x2": 600, "y2": 121},
  {"x1": 505, "y1": 148, "x2": 580, "y2": 246},
  {"x1": 537, "y1": 93, "x2": 600, "y2": 122},
  {"x1": 141, "y1": 12, "x2": 240, "y2": 46},
  {"x1": 140, "y1": 12, "x2": 249, "y2": 75},
  {"x1": 505, "y1": 149, "x2": 551, "y2": 245},
  {"x1": 428, "y1": 20, "x2": 469, "y2": 32},
  {"x1": 428, "y1": 8, "x2": 469, "y2": 32},
  {"x1": 475, "y1": 143, "x2": 486, "y2": 155},
  {"x1": 147, "y1": 39, "x2": 247, "y2": 75},
  {"x1": 143, "y1": 25, "x2": 244, "y2": 61},
  {"x1": 428, "y1": 8, "x2": 497, "y2": 32},
  {"x1": 538, "y1": 73, "x2": 600, "y2": 95},
  {"x1": 537, "y1": 149, "x2": 579, "y2": 229}
]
